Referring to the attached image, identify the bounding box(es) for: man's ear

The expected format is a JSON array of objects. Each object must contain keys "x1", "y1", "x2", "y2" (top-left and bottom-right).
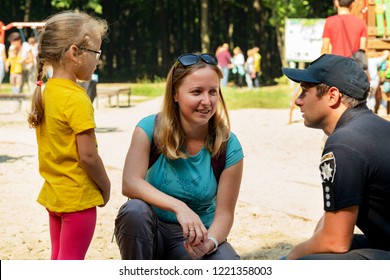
[{"x1": 328, "y1": 86, "x2": 342, "y2": 107}]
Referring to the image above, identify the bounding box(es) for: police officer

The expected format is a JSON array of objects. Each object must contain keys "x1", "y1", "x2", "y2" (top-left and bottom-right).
[{"x1": 282, "y1": 54, "x2": 390, "y2": 260}]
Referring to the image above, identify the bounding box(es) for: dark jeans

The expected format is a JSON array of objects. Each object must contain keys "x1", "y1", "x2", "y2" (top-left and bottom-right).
[
  {"x1": 114, "y1": 199, "x2": 240, "y2": 260},
  {"x1": 299, "y1": 234, "x2": 390, "y2": 260}
]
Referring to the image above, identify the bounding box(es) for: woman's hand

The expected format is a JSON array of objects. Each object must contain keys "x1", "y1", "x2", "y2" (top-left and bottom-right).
[
  {"x1": 174, "y1": 203, "x2": 208, "y2": 246},
  {"x1": 183, "y1": 239, "x2": 214, "y2": 259}
]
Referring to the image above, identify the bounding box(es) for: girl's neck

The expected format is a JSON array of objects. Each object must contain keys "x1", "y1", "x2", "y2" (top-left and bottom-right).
[{"x1": 52, "y1": 68, "x2": 77, "y2": 83}]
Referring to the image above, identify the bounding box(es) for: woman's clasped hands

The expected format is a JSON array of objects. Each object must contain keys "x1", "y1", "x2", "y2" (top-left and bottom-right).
[{"x1": 176, "y1": 203, "x2": 213, "y2": 259}]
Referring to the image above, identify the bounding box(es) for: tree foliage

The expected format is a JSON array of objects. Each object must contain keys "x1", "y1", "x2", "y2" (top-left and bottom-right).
[{"x1": 0, "y1": 0, "x2": 334, "y2": 83}]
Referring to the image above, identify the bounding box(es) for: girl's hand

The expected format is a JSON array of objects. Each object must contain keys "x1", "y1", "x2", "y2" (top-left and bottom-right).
[
  {"x1": 175, "y1": 204, "x2": 208, "y2": 246},
  {"x1": 98, "y1": 190, "x2": 110, "y2": 207}
]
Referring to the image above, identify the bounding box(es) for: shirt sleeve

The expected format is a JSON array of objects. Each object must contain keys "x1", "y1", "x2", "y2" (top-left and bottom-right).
[
  {"x1": 322, "y1": 18, "x2": 331, "y2": 38},
  {"x1": 64, "y1": 92, "x2": 96, "y2": 134},
  {"x1": 225, "y1": 132, "x2": 244, "y2": 168},
  {"x1": 320, "y1": 144, "x2": 368, "y2": 211},
  {"x1": 136, "y1": 114, "x2": 156, "y2": 143}
]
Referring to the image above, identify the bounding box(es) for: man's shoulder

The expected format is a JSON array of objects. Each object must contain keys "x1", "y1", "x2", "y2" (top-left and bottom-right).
[
  {"x1": 326, "y1": 14, "x2": 365, "y2": 23},
  {"x1": 331, "y1": 109, "x2": 387, "y2": 139},
  {"x1": 325, "y1": 14, "x2": 340, "y2": 23},
  {"x1": 341, "y1": 14, "x2": 367, "y2": 27}
]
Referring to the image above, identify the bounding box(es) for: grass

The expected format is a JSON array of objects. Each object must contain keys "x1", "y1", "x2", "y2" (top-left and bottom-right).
[
  {"x1": 0, "y1": 81, "x2": 297, "y2": 109},
  {"x1": 118, "y1": 82, "x2": 296, "y2": 109},
  {"x1": 222, "y1": 84, "x2": 294, "y2": 110}
]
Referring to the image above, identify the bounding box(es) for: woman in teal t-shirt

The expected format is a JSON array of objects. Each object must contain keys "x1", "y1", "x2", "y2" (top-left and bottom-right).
[{"x1": 115, "y1": 53, "x2": 244, "y2": 260}]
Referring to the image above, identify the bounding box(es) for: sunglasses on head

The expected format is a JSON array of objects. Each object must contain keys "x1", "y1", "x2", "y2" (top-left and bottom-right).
[{"x1": 177, "y1": 53, "x2": 218, "y2": 67}]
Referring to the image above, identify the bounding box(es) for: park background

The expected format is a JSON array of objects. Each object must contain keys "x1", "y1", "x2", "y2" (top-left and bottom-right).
[
  {"x1": 0, "y1": 0, "x2": 335, "y2": 84},
  {"x1": 3, "y1": 0, "x2": 389, "y2": 262}
]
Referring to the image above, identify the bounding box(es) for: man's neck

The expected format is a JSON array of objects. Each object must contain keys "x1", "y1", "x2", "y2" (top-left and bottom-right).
[{"x1": 338, "y1": 7, "x2": 351, "y2": 15}]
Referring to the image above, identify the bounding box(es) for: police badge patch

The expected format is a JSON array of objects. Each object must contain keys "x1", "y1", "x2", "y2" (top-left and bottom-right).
[
  {"x1": 320, "y1": 152, "x2": 336, "y2": 183},
  {"x1": 320, "y1": 152, "x2": 336, "y2": 211}
]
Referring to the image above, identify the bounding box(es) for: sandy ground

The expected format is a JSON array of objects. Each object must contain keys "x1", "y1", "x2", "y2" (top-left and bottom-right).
[{"x1": 0, "y1": 92, "x2": 330, "y2": 260}]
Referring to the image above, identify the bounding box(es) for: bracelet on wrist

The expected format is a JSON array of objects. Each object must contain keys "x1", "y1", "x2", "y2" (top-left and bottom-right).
[{"x1": 207, "y1": 236, "x2": 218, "y2": 255}]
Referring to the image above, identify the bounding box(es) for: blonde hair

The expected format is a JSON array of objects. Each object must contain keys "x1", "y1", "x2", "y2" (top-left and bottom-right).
[
  {"x1": 155, "y1": 56, "x2": 231, "y2": 159},
  {"x1": 233, "y1": 46, "x2": 242, "y2": 54},
  {"x1": 27, "y1": 10, "x2": 108, "y2": 128}
]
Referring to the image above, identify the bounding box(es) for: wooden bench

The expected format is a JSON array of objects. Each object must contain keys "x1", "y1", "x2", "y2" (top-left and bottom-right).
[
  {"x1": 0, "y1": 94, "x2": 29, "y2": 111},
  {"x1": 95, "y1": 87, "x2": 131, "y2": 108}
]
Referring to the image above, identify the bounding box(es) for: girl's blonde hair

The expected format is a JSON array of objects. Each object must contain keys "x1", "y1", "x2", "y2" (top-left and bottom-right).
[
  {"x1": 27, "y1": 10, "x2": 108, "y2": 128},
  {"x1": 155, "y1": 56, "x2": 231, "y2": 159}
]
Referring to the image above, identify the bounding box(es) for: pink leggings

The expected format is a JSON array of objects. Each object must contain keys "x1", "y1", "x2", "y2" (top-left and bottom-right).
[{"x1": 48, "y1": 207, "x2": 96, "y2": 260}]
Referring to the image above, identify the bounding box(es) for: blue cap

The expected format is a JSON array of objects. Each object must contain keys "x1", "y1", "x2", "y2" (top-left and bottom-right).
[{"x1": 282, "y1": 54, "x2": 370, "y2": 100}]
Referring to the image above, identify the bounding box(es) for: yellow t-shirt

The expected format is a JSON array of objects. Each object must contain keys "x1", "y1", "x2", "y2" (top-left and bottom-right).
[
  {"x1": 7, "y1": 56, "x2": 23, "y2": 74},
  {"x1": 36, "y1": 78, "x2": 103, "y2": 212},
  {"x1": 253, "y1": 53, "x2": 262, "y2": 74}
]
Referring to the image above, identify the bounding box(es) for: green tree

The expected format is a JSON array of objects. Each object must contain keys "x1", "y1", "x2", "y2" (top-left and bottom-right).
[{"x1": 0, "y1": 0, "x2": 334, "y2": 83}]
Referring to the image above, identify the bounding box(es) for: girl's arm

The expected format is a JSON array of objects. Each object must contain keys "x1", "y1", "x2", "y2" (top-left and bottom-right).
[
  {"x1": 76, "y1": 128, "x2": 111, "y2": 206},
  {"x1": 122, "y1": 126, "x2": 208, "y2": 240}
]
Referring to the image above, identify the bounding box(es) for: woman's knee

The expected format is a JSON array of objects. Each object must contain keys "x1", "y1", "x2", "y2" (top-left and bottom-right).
[{"x1": 115, "y1": 199, "x2": 155, "y2": 233}]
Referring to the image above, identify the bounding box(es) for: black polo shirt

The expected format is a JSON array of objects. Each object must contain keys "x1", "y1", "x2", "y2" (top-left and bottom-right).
[{"x1": 320, "y1": 103, "x2": 390, "y2": 250}]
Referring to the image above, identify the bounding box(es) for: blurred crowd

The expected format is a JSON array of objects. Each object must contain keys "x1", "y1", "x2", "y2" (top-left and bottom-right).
[{"x1": 216, "y1": 43, "x2": 262, "y2": 89}]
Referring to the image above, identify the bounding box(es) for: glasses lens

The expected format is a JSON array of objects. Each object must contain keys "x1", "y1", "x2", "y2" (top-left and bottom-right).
[
  {"x1": 178, "y1": 54, "x2": 199, "y2": 66},
  {"x1": 200, "y1": 54, "x2": 218, "y2": 65},
  {"x1": 96, "y1": 51, "x2": 101, "y2": 60}
]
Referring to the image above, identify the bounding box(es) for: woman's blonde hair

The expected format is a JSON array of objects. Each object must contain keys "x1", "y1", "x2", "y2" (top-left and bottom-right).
[
  {"x1": 155, "y1": 55, "x2": 231, "y2": 159},
  {"x1": 27, "y1": 10, "x2": 108, "y2": 128}
]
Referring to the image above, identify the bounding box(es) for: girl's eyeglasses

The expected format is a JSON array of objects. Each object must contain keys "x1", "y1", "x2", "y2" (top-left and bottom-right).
[
  {"x1": 77, "y1": 45, "x2": 102, "y2": 60},
  {"x1": 177, "y1": 53, "x2": 218, "y2": 67}
]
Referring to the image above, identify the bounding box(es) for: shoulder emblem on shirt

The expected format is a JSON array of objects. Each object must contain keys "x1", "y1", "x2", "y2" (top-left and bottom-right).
[
  {"x1": 320, "y1": 152, "x2": 337, "y2": 211},
  {"x1": 322, "y1": 182, "x2": 336, "y2": 211},
  {"x1": 320, "y1": 152, "x2": 336, "y2": 183}
]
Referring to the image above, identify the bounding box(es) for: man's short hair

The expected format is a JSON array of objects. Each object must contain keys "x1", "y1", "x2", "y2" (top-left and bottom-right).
[{"x1": 338, "y1": 0, "x2": 354, "y2": 8}]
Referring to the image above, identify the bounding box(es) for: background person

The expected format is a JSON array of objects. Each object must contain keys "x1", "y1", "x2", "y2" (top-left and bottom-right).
[
  {"x1": 367, "y1": 50, "x2": 390, "y2": 113},
  {"x1": 244, "y1": 48, "x2": 254, "y2": 89},
  {"x1": 231, "y1": 46, "x2": 245, "y2": 88},
  {"x1": 6, "y1": 48, "x2": 23, "y2": 94},
  {"x1": 252, "y1": 47, "x2": 262, "y2": 88},
  {"x1": 0, "y1": 41, "x2": 7, "y2": 91},
  {"x1": 216, "y1": 43, "x2": 232, "y2": 87},
  {"x1": 115, "y1": 52, "x2": 244, "y2": 260},
  {"x1": 27, "y1": 10, "x2": 111, "y2": 260},
  {"x1": 321, "y1": 0, "x2": 367, "y2": 57},
  {"x1": 282, "y1": 54, "x2": 390, "y2": 260},
  {"x1": 27, "y1": 36, "x2": 39, "y2": 95},
  {"x1": 8, "y1": 32, "x2": 34, "y2": 94}
]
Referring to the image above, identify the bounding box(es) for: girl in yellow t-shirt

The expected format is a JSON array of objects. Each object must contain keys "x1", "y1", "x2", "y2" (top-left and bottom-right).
[
  {"x1": 27, "y1": 11, "x2": 110, "y2": 260},
  {"x1": 6, "y1": 48, "x2": 23, "y2": 94}
]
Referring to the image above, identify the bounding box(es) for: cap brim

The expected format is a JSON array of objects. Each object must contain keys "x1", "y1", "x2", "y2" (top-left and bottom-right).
[{"x1": 282, "y1": 67, "x2": 321, "y2": 84}]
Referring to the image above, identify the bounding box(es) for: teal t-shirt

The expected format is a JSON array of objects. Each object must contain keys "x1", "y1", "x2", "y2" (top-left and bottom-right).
[{"x1": 138, "y1": 114, "x2": 244, "y2": 228}]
